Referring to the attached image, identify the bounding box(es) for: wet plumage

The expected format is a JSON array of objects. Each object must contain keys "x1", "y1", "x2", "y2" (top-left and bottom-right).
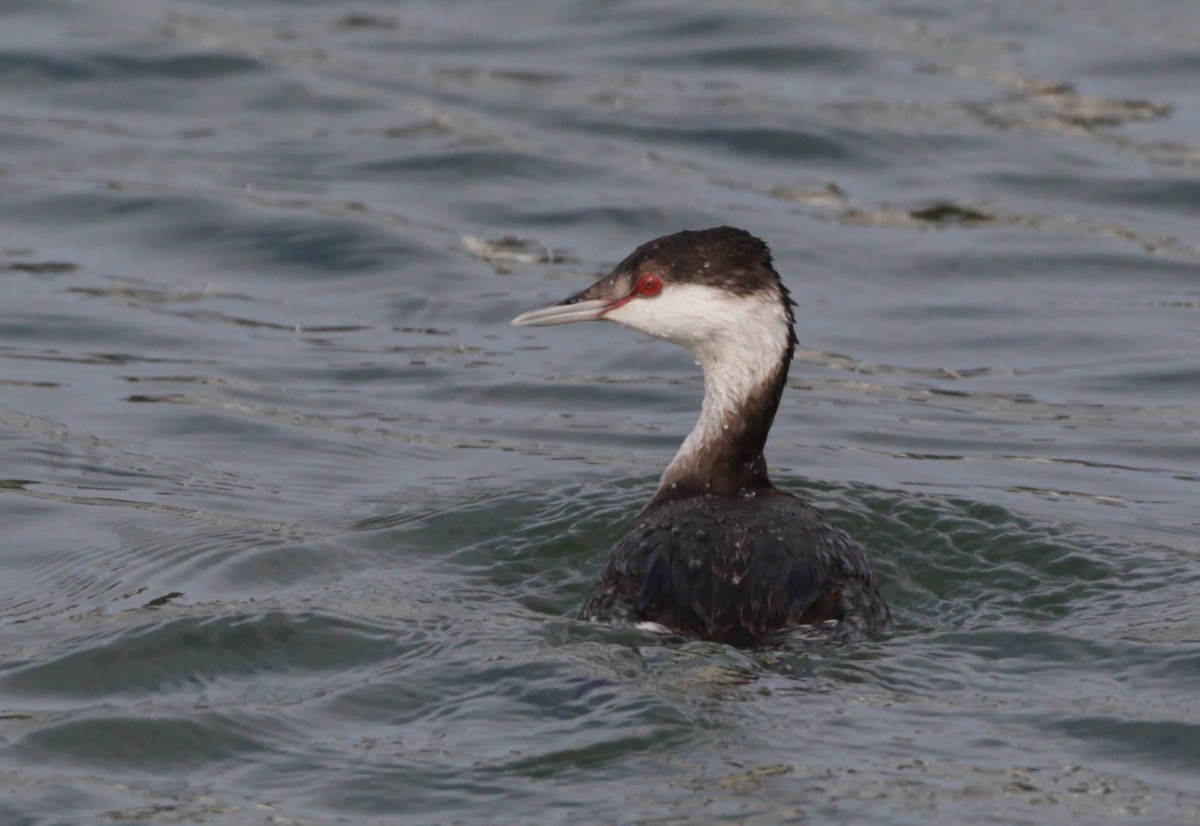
[{"x1": 580, "y1": 493, "x2": 888, "y2": 647}]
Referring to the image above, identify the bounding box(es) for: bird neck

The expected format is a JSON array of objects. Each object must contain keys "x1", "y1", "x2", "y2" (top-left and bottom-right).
[{"x1": 650, "y1": 300, "x2": 795, "y2": 507}]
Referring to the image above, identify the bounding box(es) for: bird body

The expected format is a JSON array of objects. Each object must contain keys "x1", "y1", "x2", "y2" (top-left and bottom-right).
[{"x1": 581, "y1": 492, "x2": 887, "y2": 647}]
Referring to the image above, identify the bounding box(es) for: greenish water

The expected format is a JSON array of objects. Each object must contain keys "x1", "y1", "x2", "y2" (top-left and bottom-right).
[{"x1": 1, "y1": 1, "x2": 1198, "y2": 823}]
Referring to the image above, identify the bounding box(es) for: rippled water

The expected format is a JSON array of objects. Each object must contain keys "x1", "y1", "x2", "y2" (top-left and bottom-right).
[{"x1": 2, "y1": 1, "x2": 1199, "y2": 823}]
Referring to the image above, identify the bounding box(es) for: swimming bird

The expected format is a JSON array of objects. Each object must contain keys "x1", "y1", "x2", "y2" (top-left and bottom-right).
[{"x1": 512, "y1": 227, "x2": 889, "y2": 646}]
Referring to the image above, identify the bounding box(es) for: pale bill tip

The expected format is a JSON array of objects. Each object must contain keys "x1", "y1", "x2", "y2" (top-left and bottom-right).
[{"x1": 511, "y1": 298, "x2": 612, "y2": 327}]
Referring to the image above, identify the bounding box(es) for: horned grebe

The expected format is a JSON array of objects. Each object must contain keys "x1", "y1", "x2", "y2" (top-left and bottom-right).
[{"x1": 512, "y1": 227, "x2": 889, "y2": 646}]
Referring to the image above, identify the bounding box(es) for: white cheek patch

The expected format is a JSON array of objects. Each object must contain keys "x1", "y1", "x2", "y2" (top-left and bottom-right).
[
  {"x1": 606, "y1": 283, "x2": 789, "y2": 380},
  {"x1": 606, "y1": 283, "x2": 747, "y2": 347}
]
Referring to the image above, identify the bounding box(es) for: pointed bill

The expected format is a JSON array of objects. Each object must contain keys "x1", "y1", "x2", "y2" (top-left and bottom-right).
[
  {"x1": 511, "y1": 268, "x2": 634, "y2": 327},
  {"x1": 511, "y1": 298, "x2": 616, "y2": 327}
]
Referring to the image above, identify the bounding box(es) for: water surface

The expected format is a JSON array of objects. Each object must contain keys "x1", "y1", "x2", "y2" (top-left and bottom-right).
[{"x1": 2, "y1": 1, "x2": 1199, "y2": 823}]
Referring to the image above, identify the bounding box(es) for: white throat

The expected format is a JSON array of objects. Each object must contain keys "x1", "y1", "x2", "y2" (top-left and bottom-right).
[{"x1": 605, "y1": 283, "x2": 793, "y2": 491}]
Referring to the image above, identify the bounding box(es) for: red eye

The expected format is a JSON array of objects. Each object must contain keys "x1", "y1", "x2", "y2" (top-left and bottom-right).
[{"x1": 635, "y1": 272, "x2": 663, "y2": 296}]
